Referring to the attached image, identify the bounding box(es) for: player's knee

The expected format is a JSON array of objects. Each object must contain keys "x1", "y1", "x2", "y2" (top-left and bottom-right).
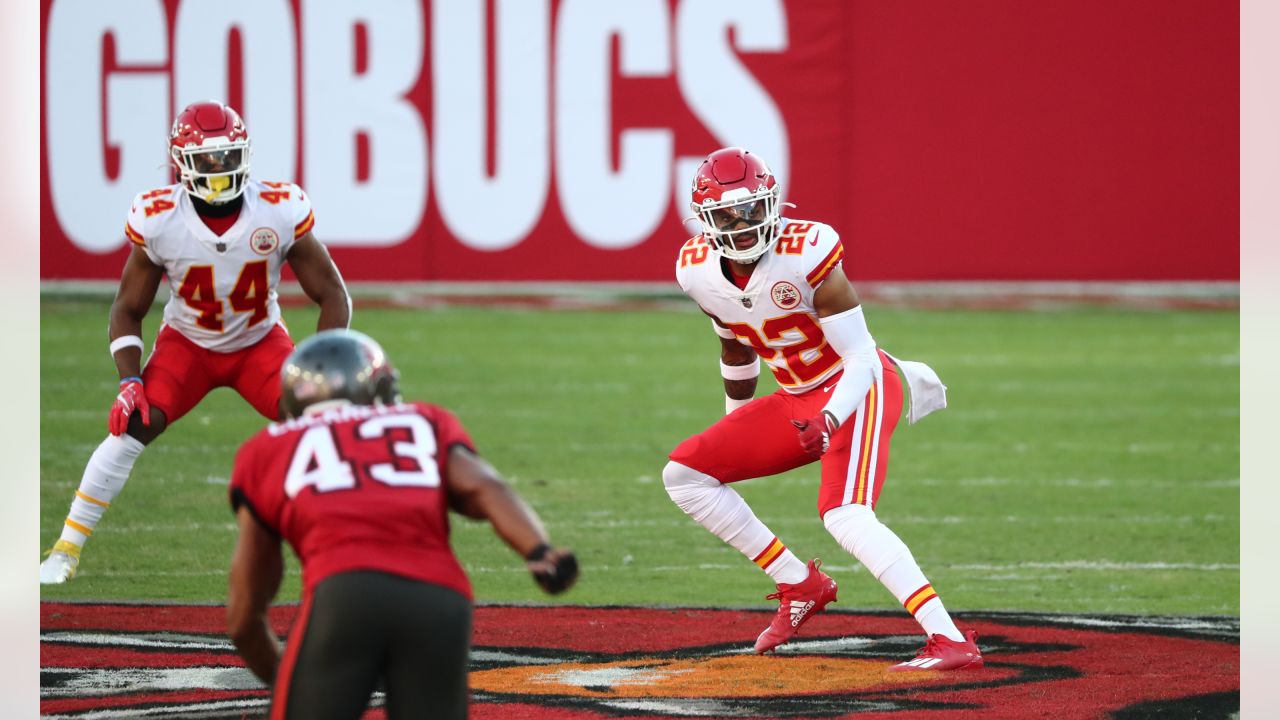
[
  {"x1": 823, "y1": 502, "x2": 875, "y2": 526},
  {"x1": 663, "y1": 461, "x2": 715, "y2": 490},
  {"x1": 662, "y1": 461, "x2": 719, "y2": 503},
  {"x1": 823, "y1": 503, "x2": 909, "y2": 577},
  {"x1": 822, "y1": 503, "x2": 881, "y2": 547},
  {"x1": 127, "y1": 408, "x2": 168, "y2": 445}
]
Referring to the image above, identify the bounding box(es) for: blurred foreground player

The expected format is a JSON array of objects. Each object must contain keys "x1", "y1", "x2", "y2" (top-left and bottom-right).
[
  {"x1": 226, "y1": 330, "x2": 578, "y2": 719},
  {"x1": 40, "y1": 100, "x2": 350, "y2": 583},
  {"x1": 664, "y1": 147, "x2": 981, "y2": 671}
]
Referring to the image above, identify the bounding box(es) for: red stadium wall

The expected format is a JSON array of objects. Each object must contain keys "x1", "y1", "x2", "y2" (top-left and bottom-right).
[{"x1": 39, "y1": 0, "x2": 1238, "y2": 282}]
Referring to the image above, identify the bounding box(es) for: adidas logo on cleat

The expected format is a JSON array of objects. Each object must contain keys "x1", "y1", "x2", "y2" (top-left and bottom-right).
[
  {"x1": 790, "y1": 600, "x2": 815, "y2": 627},
  {"x1": 900, "y1": 657, "x2": 945, "y2": 669},
  {"x1": 754, "y1": 559, "x2": 839, "y2": 654}
]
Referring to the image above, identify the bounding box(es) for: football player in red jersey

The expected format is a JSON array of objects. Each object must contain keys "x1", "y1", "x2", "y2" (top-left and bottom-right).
[
  {"x1": 226, "y1": 330, "x2": 578, "y2": 719},
  {"x1": 664, "y1": 148, "x2": 982, "y2": 671},
  {"x1": 40, "y1": 101, "x2": 351, "y2": 584}
]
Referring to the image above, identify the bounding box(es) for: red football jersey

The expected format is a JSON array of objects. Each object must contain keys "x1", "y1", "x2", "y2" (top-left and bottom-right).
[{"x1": 230, "y1": 401, "x2": 474, "y2": 599}]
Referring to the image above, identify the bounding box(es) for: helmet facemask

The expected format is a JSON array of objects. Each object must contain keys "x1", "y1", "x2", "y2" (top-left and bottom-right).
[
  {"x1": 694, "y1": 185, "x2": 781, "y2": 264},
  {"x1": 171, "y1": 140, "x2": 251, "y2": 205}
]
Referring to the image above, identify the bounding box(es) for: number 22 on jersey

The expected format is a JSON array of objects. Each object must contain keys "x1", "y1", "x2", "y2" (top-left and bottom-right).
[
  {"x1": 722, "y1": 313, "x2": 841, "y2": 387},
  {"x1": 178, "y1": 261, "x2": 269, "y2": 332},
  {"x1": 284, "y1": 413, "x2": 441, "y2": 498}
]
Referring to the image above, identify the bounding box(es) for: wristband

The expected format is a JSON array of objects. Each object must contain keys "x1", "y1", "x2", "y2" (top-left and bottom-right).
[
  {"x1": 726, "y1": 395, "x2": 753, "y2": 414},
  {"x1": 720, "y1": 358, "x2": 760, "y2": 381},
  {"x1": 110, "y1": 335, "x2": 144, "y2": 356},
  {"x1": 120, "y1": 376, "x2": 143, "y2": 386},
  {"x1": 525, "y1": 543, "x2": 551, "y2": 562}
]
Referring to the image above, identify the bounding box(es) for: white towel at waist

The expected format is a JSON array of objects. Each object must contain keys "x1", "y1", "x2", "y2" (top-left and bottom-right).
[{"x1": 883, "y1": 351, "x2": 947, "y2": 425}]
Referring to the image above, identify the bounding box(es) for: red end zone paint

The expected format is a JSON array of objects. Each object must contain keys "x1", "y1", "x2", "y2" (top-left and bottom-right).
[{"x1": 41, "y1": 603, "x2": 1238, "y2": 719}]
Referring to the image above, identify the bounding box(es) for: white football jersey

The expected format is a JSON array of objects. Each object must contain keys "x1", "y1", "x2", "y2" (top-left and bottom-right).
[
  {"x1": 676, "y1": 218, "x2": 847, "y2": 394},
  {"x1": 124, "y1": 179, "x2": 315, "y2": 352}
]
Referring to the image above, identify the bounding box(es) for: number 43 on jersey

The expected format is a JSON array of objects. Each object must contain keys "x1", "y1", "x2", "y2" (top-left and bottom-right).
[{"x1": 285, "y1": 413, "x2": 441, "y2": 497}]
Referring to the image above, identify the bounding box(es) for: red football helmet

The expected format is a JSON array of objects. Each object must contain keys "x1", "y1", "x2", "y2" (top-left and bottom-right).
[
  {"x1": 690, "y1": 147, "x2": 781, "y2": 263},
  {"x1": 169, "y1": 101, "x2": 251, "y2": 205}
]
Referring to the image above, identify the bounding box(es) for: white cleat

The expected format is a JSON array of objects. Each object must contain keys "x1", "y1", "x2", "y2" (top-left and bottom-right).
[{"x1": 40, "y1": 551, "x2": 80, "y2": 585}]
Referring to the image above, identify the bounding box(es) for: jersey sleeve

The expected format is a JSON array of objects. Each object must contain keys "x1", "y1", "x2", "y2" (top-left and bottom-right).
[
  {"x1": 228, "y1": 434, "x2": 281, "y2": 535},
  {"x1": 410, "y1": 402, "x2": 476, "y2": 483},
  {"x1": 125, "y1": 192, "x2": 165, "y2": 266},
  {"x1": 800, "y1": 223, "x2": 845, "y2": 289},
  {"x1": 418, "y1": 403, "x2": 476, "y2": 454},
  {"x1": 701, "y1": 308, "x2": 735, "y2": 339},
  {"x1": 285, "y1": 183, "x2": 316, "y2": 252},
  {"x1": 253, "y1": 181, "x2": 315, "y2": 258},
  {"x1": 675, "y1": 236, "x2": 711, "y2": 293}
]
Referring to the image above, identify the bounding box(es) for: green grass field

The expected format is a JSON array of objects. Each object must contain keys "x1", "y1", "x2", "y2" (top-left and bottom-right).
[{"x1": 39, "y1": 295, "x2": 1239, "y2": 617}]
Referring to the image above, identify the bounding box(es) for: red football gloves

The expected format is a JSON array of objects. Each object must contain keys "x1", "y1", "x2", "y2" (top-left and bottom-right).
[
  {"x1": 792, "y1": 412, "x2": 839, "y2": 458},
  {"x1": 109, "y1": 377, "x2": 151, "y2": 436}
]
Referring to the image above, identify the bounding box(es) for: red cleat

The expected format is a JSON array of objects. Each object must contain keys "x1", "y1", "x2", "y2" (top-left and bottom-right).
[
  {"x1": 888, "y1": 630, "x2": 984, "y2": 671},
  {"x1": 754, "y1": 559, "x2": 838, "y2": 654}
]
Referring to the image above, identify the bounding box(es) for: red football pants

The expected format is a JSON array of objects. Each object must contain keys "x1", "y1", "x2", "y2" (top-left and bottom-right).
[
  {"x1": 141, "y1": 323, "x2": 295, "y2": 424},
  {"x1": 669, "y1": 350, "x2": 903, "y2": 516}
]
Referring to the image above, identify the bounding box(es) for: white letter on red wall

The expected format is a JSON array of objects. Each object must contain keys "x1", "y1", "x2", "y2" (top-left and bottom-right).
[
  {"x1": 302, "y1": 0, "x2": 426, "y2": 246},
  {"x1": 675, "y1": 0, "x2": 789, "y2": 211},
  {"x1": 555, "y1": 0, "x2": 673, "y2": 249},
  {"x1": 433, "y1": 0, "x2": 550, "y2": 251},
  {"x1": 172, "y1": 0, "x2": 297, "y2": 182},
  {"x1": 46, "y1": 0, "x2": 169, "y2": 253}
]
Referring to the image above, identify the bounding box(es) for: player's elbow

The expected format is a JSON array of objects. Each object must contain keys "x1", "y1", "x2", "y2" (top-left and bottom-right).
[
  {"x1": 474, "y1": 476, "x2": 523, "y2": 521},
  {"x1": 720, "y1": 342, "x2": 757, "y2": 366},
  {"x1": 225, "y1": 584, "x2": 268, "y2": 647},
  {"x1": 312, "y1": 278, "x2": 349, "y2": 310},
  {"x1": 225, "y1": 599, "x2": 255, "y2": 644},
  {"x1": 108, "y1": 298, "x2": 149, "y2": 329}
]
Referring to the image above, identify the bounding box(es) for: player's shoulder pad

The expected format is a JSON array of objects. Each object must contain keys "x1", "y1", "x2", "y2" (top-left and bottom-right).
[
  {"x1": 675, "y1": 234, "x2": 712, "y2": 289},
  {"x1": 790, "y1": 220, "x2": 843, "y2": 289},
  {"x1": 403, "y1": 399, "x2": 438, "y2": 417},
  {"x1": 252, "y1": 179, "x2": 315, "y2": 234},
  {"x1": 402, "y1": 400, "x2": 454, "y2": 427},
  {"x1": 406, "y1": 401, "x2": 477, "y2": 454},
  {"x1": 125, "y1": 183, "x2": 183, "y2": 247}
]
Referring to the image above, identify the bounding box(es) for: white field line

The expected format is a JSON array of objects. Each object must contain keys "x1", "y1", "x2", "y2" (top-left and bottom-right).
[
  {"x1": 534, "y1": 513, "x2": 1238, "y2": 529},
  {"x1": 78, "y1": 559, "x2": 1238, "y2": 579},
  {"x1": 100, "y1": 511, "x2": 1235, "y2": 536},
  {"x1": 945, "y1": 561, "x2": 1239, "y2": 571},
  {"x1": 648, "y1": 560, "x2": 1240, "y2": 574},
  {"x1": 909, "y1": 440, "x2": 1237, "y2": 455},
  {"x1": 904, "y1": 477, "x2": 1238, "y2": 489},
  {"x1": 944, "y1": 406, "x2": 1238, "y2": 419}
]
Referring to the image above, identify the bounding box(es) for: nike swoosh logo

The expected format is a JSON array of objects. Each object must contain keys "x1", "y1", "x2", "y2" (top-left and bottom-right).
[
  {"x1": 809, "y1": 230, "x2": 820, "y2": 246},
  {"x1": 822, "y1": 384, "x2": 835, "y2": 393}
]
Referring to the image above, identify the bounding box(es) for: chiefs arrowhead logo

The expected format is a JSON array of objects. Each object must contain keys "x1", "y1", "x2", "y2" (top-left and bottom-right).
[
  {"x1": 250, "y1": 227, "x2": 280, "y2": 255},
  {"x1": 771, "y1": 281, "x2": 801, "y2": 310}
]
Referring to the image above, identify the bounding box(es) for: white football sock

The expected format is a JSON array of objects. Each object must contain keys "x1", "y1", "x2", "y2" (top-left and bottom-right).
[
  {"x1": 823, "y1": 503, "x2": 964, "y2": 642},
  {"x1": 663, "y1": 461, "x2": 809, "y2": 585},
  {"x1": 58, "y1": 434, "x2": 146, "y2": 549}
]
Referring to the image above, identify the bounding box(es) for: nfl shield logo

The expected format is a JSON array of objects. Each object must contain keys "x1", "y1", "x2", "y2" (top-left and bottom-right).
[{"x1": 740, "y1": 297, "x2": 753, "y2": 308}]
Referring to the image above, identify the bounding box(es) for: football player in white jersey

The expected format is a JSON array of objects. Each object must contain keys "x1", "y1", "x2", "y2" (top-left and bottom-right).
[
  {"x1": 40, "y1": 101, "x2": 351, "y2": 584},
  {"x1": 665, "y1": 147, "x2": 982, "y2": 671}
]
